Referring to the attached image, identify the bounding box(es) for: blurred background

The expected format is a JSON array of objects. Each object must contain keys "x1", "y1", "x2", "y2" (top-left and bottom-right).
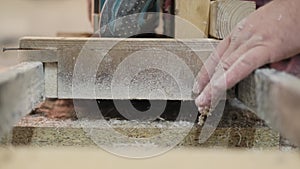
[{"x1": 0, "y1": 0, "x2": 92, "y2": 70}]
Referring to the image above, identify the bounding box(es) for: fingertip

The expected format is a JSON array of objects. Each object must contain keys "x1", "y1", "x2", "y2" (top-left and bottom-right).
[
  {"x1": 198, "y1": 106, "x2": 203, "y2": 113},
  {"x1": 195, "y1": 92, "x2": 210, "y2": 108}
]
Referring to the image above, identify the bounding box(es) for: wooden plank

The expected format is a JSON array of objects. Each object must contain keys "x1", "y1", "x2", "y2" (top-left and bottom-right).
[
  {"x1": 255, "y1": 69, "x2": 300, "y2": 146},
  {"x1": 237, "y1": 73, "x2": 256, "y2": 111},
  {"x1": 8, "y1": 117, "x2": 278, "y2": 149},
  {"x1": 238, "y1": 69, "x2": 300, "y2": 147},
  {"x1": 44, "y1": 63, "x2": 58, "y2": 98},
  {"x1": 0, "y1": 62, "x2": 44, "y2": 139},
  {"x1": 1, "y1": 148, "x2": 300, "y2": 169},
  {"x1": 20, "y1": 37, "x2": 219, "y2": 100},
  {"x1": 175, "y1": 0, "x2": 210, "y2": 38},
  {"x1": 3, "y1": 103, "x2": 279, "y2": 149},
  {"x1": 209, "y1": 0, "x2": 256, "y2": 39},
  {"x1": 56, "y1": 32, "x2": 92, "y2": 37},
  {"x1": 18, "y1": 49, "x2": 58, "y2": 63}
]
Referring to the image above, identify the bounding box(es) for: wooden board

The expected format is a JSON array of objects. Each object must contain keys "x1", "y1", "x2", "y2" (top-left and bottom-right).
[
  {"x1": 20, "y1": 37, "x2": 219, "y2": 100},
  {"x1": 2, "y1": 102, "x2": 279, "y2": 149},
  {"x1": 44, "y1": 63, "x2": 58, "y2": 98},
  {"x1": 255, "y1": 69, "x2": 300, "y2": 146},
  {"x1": 0, "y1": 62, "x2": 44, "y2": 139},
  {"x1": 175, "y1": 0, "x2": 210, "y2": 38},
  {"x1": 238, "y1": 69, "x2": 300, "y2": 147},
  {"x1": 7, "y1": 117, "x2": 278, "y2": 149},
  {"x1": 237, "y1": 73, "x2": 256, "y2": 111},
  {"x1": 209, "y1": 0, "x2": 256, "y2": 39},
  {"x1": 0, "y1": 148, "x2": 299, "y2": 169}
]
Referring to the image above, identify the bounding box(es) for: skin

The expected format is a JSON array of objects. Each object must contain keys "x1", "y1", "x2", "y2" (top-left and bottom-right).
[{"x1": 194, "y1": 0, "x2": 300, "y2": 110}]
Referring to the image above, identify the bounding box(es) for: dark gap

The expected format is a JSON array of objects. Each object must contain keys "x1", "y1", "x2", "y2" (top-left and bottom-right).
[{"x1": 95, "y1": 99, "x2": 198, "y2": 122}]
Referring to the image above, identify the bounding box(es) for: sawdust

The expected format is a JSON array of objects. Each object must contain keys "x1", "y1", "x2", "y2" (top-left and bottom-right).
[{"x1": 198, "y1": 106, "x2": 211, "y2": 126}]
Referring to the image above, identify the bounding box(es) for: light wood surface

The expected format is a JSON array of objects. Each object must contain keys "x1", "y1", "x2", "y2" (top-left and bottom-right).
[
  {"x1": 209, "y1": 0, "x2": 256, "y2": 39},
  {"x1": 255, "y1": 69, "x2": 300, "y2": 146},
  {"x1": 20, "y1": 37, "x2": 218, "y2": 100},
  {"x1": 0, "y1": 148, "x2": 299, "y2": 169},
  {"x1": 0, "y1": 62, "x2": 44, "y2": 139},
  {"x1": 175, "y1": 0, "x2": 210, "y2": 38},
  {"x1": 238, "y1": 69, "x2": 300, "y2": 147}
]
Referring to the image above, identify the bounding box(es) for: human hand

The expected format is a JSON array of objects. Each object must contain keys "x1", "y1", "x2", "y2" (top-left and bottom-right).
[{"x1": 193, "y1": 0, "x2": 300, "y2": 109}]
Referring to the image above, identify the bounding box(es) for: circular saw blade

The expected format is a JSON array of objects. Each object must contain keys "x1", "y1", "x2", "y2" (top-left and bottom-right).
[{"x1": 99, "y1": 0, "x2": 160, "y2": 37}]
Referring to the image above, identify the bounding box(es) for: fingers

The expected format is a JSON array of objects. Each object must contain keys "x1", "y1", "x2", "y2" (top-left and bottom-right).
[
  {"x1": 195, "y1": 46, "x2": 271, "y2": 108},
  {"x1": 193, "y1": 37, "x2": 230, "y2": 94},
  {"x1": 195, "y1": 66, "x2": 226, "y2": 108},
  {"x1": 223, "y1": 47, "x2": 271, "y2": 89},
  {"x1": 193, "y1": 24, "x2": 253, "y2": 95},
  {"x1": 211, "y1": 39, "x2": 253, "y2": 81}
]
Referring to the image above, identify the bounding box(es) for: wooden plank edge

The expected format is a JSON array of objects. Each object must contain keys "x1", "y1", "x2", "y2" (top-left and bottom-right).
[{"x1": 0, "y1": 62, "x2": 44, "y2": 139}]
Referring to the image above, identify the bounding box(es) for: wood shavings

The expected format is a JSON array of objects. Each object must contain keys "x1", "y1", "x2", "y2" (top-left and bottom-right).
[{"x1": 198, "y1": 106, "x2": 211, "y2": 126}]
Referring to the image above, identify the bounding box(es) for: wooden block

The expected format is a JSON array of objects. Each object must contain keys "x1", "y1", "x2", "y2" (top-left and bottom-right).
[
  {"x1": 175, "y1": 0, "x2": 210, "y2": 38},
  {"x1": 44, "y1": 63, "x2": 58, "y2": 98},
  {"x1": 1, "y1": 148, "x2": 300, "y2": 169},
  {"x1": 237, "y1": 73, "x2": 256, "y2": 111},
  {"x1": 20, "y1": 37, "x2": 219, "y2": 100},
  {"x1": 4, "y1": 103, "x2": 279, "y2": 149},
  {"x1": 255, "y1": 69, "x2": 300, "y2": 146},
  {"x1": 238, "y1": 69, "x2": 300, "y2": 146},
  {"x1": 209, "y1": 0, "x2": 256, "y2": 39},
  {"x1": 0, "y1": 62, "x2": 44, "y2": 139},
  {"x1": 18, "y1": 49, "x2": 58, "y2": 63},
  {"x1": 56, "y1": 32, "x2": 92, "y2": 37}
]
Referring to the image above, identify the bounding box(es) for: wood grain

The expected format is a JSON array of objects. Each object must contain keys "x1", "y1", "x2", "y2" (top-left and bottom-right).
[
  {"x1": 0, "y1": 62, "x2": 44, "y2": 139},
  {"x1": 20, "y1": 37, "x2": 218, "y2": 100},
  {"x1": 255, "y1": 69, "x2": 300, "y2": 146},
  {"x1": 0, "y1": 148, "x2": 299, "y2": 169},
  {"x1": 175, "y1": 0, "x2": 210, "y2": 38},
  {"x1": 209, "y1": 0, "x2": 256, "y2": 39}
]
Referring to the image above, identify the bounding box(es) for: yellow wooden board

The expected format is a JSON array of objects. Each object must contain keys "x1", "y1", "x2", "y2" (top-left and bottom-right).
[
  {"x1": 0, "y1": 148, "x2": 299, "y2": 169},
  {"x1": 175, "y1": 0, "x2": 210, "y2": 38}
]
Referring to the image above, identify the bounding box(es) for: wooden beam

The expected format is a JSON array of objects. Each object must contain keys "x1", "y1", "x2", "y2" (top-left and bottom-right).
[
  {"x1": 44, "y1": 63, "x2": 58, "y2": 98},
  {"x1": 175, "y1": 0, "x2": 210, "y2": 38},
  {"x1": 237, "y1": 73, "x2": 256, "y2": 111},
  {"x1": 6, "y1": 105, "x2": 279, "y2": 149},
  {"x1": 255, "y1": 69, "x2": 300, "y2": 146},
  {"x1": 0, "y1": 62, "x2": 44, "y2": 139},
  {"x1": 238, "y1": 69, "x2": 300, "y2": 147},
  {"x1": 20, "y1": 37, "x2": 218, "y2": 100},
  {"x1": 1, "y1": 148, "x2": 300, "y2": 169},
  {"x1": 209, "y1": 0, "x2": 256, "y2": 39}
]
